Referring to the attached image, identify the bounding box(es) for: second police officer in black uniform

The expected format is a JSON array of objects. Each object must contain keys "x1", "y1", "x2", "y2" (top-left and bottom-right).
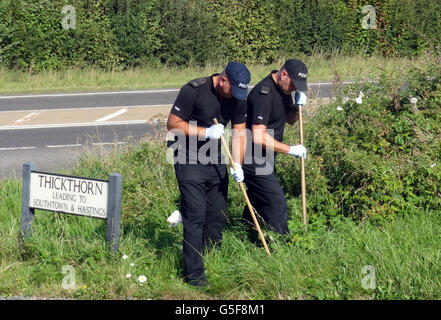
[
  {"x1": 242, "y1": 59, "x2": 308, "y2": 242},
  {"x1": 167, "y1": 62, "x2": 251, "y2": 287}
]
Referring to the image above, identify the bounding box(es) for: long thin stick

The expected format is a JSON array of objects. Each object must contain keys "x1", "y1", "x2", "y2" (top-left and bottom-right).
[
  {"x1": 213, "y1": 118, "x2": 271, "y2": 256},
  {"x1": 298, "y1": 107, "x2": 307, "y2": 225}
]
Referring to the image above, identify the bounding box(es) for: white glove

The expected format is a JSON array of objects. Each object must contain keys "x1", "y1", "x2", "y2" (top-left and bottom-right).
[
  {"x1": 229, "y1": 162, "x2": 244, "y2": 183},
  {"x1": 288, "y1": 145, "x2": 307, "y2": 159},
  {"x1": 294, "y1": 91, "x2": 307, "y2": 108},
  {"x1": 205, "y1": 124, "x2": 225, "y2": 140},
  {"x1": 167, "y1": 210, "x2": 182, "y2": 227}
]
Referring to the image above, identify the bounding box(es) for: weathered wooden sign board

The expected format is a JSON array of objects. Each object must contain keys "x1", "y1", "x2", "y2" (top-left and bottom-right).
[{"x1": 20, "y1": 163, "x2": 122, "y2": 251}]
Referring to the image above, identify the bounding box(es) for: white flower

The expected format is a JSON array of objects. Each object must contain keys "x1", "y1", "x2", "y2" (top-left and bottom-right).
[
  {"x1": 130, "y1": 263, "x2": 135, "y2": 267},
  {"x1": 122, "y1": 254, "x2": 128, "y2": 260},
  {"x1": 138, "y1": 275, "x2": 147, "y2": 284},
  {"x1": 431, "y1": 163, "x2": 436, "y2": 168},
  {"x1": 355, "y1": 91, "x2": 364, "y2": 104},
  {"x1": 126, "y1": 273, "x2": 132, "y2": 278},
  {"x1": 410, "y1": 97, "x2": 418, "y2": 104},
  {"x1": 336, "y1": 106, "x2": 343, "y2": 111}
]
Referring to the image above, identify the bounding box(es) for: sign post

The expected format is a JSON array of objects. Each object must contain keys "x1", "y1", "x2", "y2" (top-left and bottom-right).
[
  {"x1": 106, "y1": 173, "x2": 122, "y2": 252},
  {"x1": 20, "y1": 163, "x2": 36, "y2": 244},
  {"x1": 20, "y1": 163, "x2": 122, "y2": 252}
]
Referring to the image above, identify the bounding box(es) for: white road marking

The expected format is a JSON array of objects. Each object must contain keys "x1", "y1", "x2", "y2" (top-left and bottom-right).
[
  {"x1": 0, "y1": 143, "x2": 129, "y2": 151},
  {"x1": 93, "y1": 142, "x2": 126, "y2": 146},
  {"x1": 0, "y1": 104, "x2": 172, "y2": 114},
  {"x1": 14, "y1": 111, "x2": 44, "y2": 124},
  {"x1": 46, "y1": 144, "x2": 82, "y2": 148},
  {"x1": 95, "y1": 108, "x2": 128, "y2": 122},
  {"x1": 310, "y1": 81, "x2": 357, "y2": 85},
  {"x1": 0, "y1": 120, "x2": 148, "y2": 131},
  {"x1": 0, "y1": 82, "x2": 359, "y2": 100},
  {"x1": 0, "y1": 146, "x2": 37, "y2": 151},
  {"x1": 0, "y1": 89, "x2": 180, "y2": 100}
]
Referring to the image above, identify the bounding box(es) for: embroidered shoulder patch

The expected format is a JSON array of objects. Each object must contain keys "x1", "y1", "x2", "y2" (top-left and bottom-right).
[
  {"x1": 260, "y1": 85, "x2": 271, "y2": 95},
  {"x1": 190, "y1": 78, "x2": 207, "y2": 88}
]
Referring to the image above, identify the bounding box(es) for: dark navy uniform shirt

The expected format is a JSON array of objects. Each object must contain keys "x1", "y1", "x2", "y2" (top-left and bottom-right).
[
  {"x1": 245, "y1": 71, "x2": 295, "y2": 164},
  {"x1": 170, "y1": 74, "x2": 247, "y2": 164}
]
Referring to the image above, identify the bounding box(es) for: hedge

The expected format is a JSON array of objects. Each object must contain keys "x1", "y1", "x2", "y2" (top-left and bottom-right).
[{"x1": 0, "y1": 0, "x2": 439, "y2": 70}]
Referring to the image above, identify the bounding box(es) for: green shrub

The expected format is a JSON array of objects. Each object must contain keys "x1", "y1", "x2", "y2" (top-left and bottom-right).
[
  {"x1": 68, "y1": 0, "x2": 121, "y2": 69},
  {"x1": 204, "y1": 0, "x2": 280, "y2": 64},
  {"x1": 278, "y1": 58, "x2": 441, "y2": 225},
  {"x1": 380, "y1": 0, "x2": 441, "y2": 56},
  {"x1": 0, "y1": 0, "x2": 121, "y2": 71},
  {"x1": 0, "y1": 0, "x2": 67, "y2": 70},
  {"x1": 110, "y1": 0, "x2": 163, "y2": 67},
  {"x1": 158, "y1": 0, "x2": 225, "y2": 66},
  {"x1": 274, "y1": 0, "x2": 353, "y2": 56},
  {"x1": 0, "y1": 0, "x2": 440, "y2": 70}
]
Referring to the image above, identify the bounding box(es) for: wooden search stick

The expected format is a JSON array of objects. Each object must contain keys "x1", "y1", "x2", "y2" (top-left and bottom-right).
[
  {"x1": 298, "y1": 106, "x2": 307, "y2": 225},
  {"x1": 213, "y1": 118, "x2": 271, "y2": 256}
]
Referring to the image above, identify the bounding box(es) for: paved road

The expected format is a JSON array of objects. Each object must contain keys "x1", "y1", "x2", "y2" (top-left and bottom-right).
[
  {"x1": 0, "y1": 89, "x2": 179, "y2": 111},
  {"x1": 0, "y1": 82, "x2": 345, "y2": 179},
  {"x1": 0, "y1": 123, "x2": 163, "y2": 179},
  {"x1": 0, "y1": 82, "x2": 342, "y2": 111}
]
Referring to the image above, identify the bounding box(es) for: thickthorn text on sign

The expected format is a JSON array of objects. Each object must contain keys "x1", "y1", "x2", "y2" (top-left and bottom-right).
[{"x1": 30, "y1": 172, "x2": 108, "y2": 219}]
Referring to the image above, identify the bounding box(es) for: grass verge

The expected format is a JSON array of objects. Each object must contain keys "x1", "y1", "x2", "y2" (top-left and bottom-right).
[
  {"x1": 1, "y1": 56, "x2": 440, "y2": 299},
  {"x1": 1, "y1": 135, "x2": 440, "y2": 300},
  {"x1": 0, "y1": 52, "x2": 433, "y2": 94}
]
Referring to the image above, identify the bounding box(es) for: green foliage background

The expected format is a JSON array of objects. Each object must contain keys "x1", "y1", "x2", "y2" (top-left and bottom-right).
[
  {"x1": 0, "y1": 0, "x2": 440, "y2": 71},
  {"x1": 277, "y1": 55, "x2": 441, "y2": 229}
]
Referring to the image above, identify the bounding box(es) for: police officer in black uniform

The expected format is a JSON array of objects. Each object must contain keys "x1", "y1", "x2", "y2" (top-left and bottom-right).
[
  {"x1": 242, "y1": 59, "x2": 308, "y2": 240},
  {"x1": 167, "y1": 62, "x2": 250, "y2": 287}
]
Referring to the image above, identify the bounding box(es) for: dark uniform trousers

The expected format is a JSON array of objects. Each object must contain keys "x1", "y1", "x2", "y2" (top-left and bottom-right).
[
  {"x1": 174, "y1": 162, "x2": 228, "y2": 284},
  {"x1": 242, "y1": 160, "x2": 289, "y2": 240}
]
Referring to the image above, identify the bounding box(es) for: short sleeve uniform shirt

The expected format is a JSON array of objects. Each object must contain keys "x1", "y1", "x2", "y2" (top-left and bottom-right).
[
  {"x1": 170, "y1": 75, "x2": 247, "y2": 163},
  {"x1": 245, "y1": 71, "x2": 295, "y2": 163}
]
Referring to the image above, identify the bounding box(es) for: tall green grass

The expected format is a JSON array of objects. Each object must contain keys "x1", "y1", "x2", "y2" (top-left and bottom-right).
[
  {"x1": 1, "y1": 55, "x2": 440, "y2": 299},
  {"x1": 0, "y1": 52, "x2": 432, "y2": 94},
  {"x1": 0, "y1": 135, "x2": 440, "y2": 299}
]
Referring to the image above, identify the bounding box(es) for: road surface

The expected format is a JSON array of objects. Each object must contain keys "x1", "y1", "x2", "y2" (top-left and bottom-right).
[{"x1": 0, "y1": 82, "x2": 345, "y2": 179}]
